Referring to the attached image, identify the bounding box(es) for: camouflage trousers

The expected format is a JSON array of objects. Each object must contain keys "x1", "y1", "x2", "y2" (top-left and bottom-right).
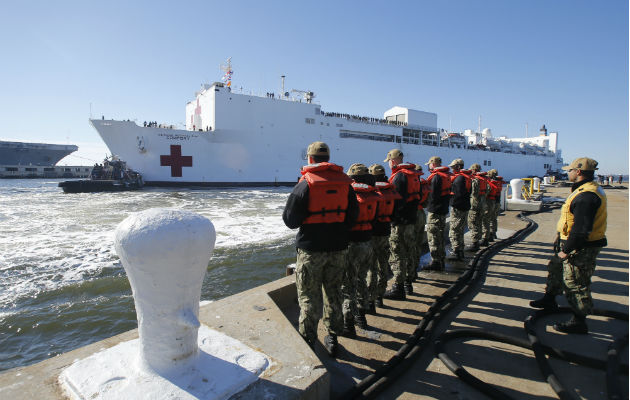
[
  {"x1": 368, "y1": 235, "x2": 389, "y2": 301},
  {"x1": 295, "y1": 248, "x2": 346, "y2": 343},
  {"x1": 482, "y1": 201, "x2": 497, "y2": 241},
  {"x1": 427, "y1": 212, "x2": 447, "y2": 262},
  {"x1": 545, "y1": 247, "x2": 602, "y2": 317},
  {"x1": 342, "y1": 241, "x2": 374, "y2": 320},
  {"x1": 411, "y1": 209, "x2": 427, "y2": 279},
  {"x1": 448, "y1": 208, "x2": 468, "y2": 252},
  {"x1": 468, "y1": 197, "x2": 486, "y2": 243},
  {"x1": 490, "y1": 200, "x2": 501, "y2": 235},
  {"x1": 389, "y1": 223, "x2": 416, "y2": 285}
]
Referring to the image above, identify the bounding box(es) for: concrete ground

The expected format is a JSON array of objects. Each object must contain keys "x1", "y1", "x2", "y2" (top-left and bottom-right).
[{"x1": 310, "y1": 185, "x2": 628, "y2": 399}]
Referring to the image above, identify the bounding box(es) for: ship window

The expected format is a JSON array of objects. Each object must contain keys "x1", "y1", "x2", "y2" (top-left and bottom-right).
[
  {"x1": 5, "y1": 167, "x2": 18, "y2": 171},
  {"x1": 305, "y1": 118, "x2": 315, "y2": 124},
  {"x1": 25, "y1": 168, "x2": 37, "y2": 171},
  {"x1": 483, "y1": 160, "x2": 487, "y2": 166},
  {"x1": 336, "y1": 123, "x2": 343, "y2": 127},
  {"x1": 44, "y1": 167, "x2": 55, "y2": 171},
  {"x1": 487, "y1": 160, "x2": 492, "y2": 166},
  {"x1": 339, "y1": 130, "x2": 395, "y2": 143}
]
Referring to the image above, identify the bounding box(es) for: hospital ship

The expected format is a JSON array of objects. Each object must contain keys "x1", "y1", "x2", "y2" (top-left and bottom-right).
[{"x1": 90, "y1": 65, "x2": 564, "y2": 186}]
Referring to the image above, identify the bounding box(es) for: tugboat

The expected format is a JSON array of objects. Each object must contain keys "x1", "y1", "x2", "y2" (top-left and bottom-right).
[{"x1": 59, "y1": 156, "x2": 143, "y2": 193}]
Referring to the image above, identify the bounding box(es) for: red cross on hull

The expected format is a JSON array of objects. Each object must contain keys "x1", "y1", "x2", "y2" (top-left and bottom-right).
[{"x1": 160, "y1": 145, "x2": 193, "y2": 177}]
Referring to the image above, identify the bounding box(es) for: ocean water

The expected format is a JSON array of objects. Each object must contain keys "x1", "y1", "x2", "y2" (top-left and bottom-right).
[{"x1": 0, "y1": 179, "x2": 297, "y2": 372}]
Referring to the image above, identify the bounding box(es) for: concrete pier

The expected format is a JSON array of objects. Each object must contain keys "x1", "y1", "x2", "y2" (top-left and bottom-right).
[{"x1": 0, "y1": 185, "x2": 627, "y2": 399}]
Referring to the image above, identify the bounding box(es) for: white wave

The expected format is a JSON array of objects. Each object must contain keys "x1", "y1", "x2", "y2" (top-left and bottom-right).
[{"x1": 0, "y1": 182, "x2": 296, "y2": 307}]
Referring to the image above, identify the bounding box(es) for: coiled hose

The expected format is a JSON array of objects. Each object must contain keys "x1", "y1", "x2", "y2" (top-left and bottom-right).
[
  {"x1": 336, "y1": 212, "x2": 539, "y2": 399},
  {"x1": 435, "y1": 213, "x2": 629, "y2": 400}
]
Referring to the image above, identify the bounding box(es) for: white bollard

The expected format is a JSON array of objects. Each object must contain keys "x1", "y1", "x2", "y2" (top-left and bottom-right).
[
  {"x1": 543, "y1": 176, "x2": 551, "y2": 185},
  {"x1": 533, "y1": 177, "x2": 541, "y2": 192},
  {"x1": 60, "y1": 208, "x2": 270, "y2": 400},
  {"x1": 114, "y1": 208, "x2": 216, "y2": 376},
  {"x1": 510, "y1": 179, "x2": 524, "y2": 200}
]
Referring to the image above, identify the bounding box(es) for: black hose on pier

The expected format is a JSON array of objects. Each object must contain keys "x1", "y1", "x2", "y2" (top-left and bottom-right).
[
  {"x1": 436, "y1": 307, "x2": 628, "y2": 400},
  {"x1": 336, "y1": 212, "x2": 539, "y2": 399}
]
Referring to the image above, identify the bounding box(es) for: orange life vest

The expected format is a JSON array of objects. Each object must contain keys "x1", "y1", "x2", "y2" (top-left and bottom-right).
[
  {"x1": 449, "y1": 169, "x2": 472, "y2": 195},
  {"x1": 418, "y1": 178, "x2": 430, "y2": 210},
  {"x1": 389, "y1": 163, "x2": 421, "y2": 202},
  {"x1": 351, "y1": 182, "x2": 379, "y2": 231},
  {"x1": 474, "y1": 172, "x2": 489, "y2": 194},
  {"x1": 427, "y1": 166, "x2": 452, "y2": 196},
  {"x1": 374, "y1": 181, "x2": 402, "y2": 222},
  {"x1": 487, "y1": 177, "x2": 504, "y2": 200},
  {"x1": 299, "y1": 162, "x2": 352, "y2": 224}
]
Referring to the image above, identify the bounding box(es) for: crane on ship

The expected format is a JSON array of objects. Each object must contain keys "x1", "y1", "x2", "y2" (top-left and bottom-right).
[{"x1": 290, "y1": 89, "x2": 315, "y2": 103}]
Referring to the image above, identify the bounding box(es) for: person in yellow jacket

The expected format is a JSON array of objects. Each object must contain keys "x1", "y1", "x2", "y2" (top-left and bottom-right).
[{"x1": 530, "y1": 157, "x2": 607, "y2": 334}]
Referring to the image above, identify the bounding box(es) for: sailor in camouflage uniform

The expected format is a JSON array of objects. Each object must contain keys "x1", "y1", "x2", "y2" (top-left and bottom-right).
[
  {"x1": 412, "y1": 164, "x2": 428, "y2": 278},
  {"x1": 342, "y1": 163, "x2": 378, "y2": 334},
  {"x1": 425, "y1": 156, "x2": 452, "y2": 270},
  {"x1": 466, "y1": 163, "x2": 487, "y2": 252},
  {"x1": 530, "y1": 157, "x2": 607, "y2": 334},
  {"x1": 447, "y1": 159, "x2": 471, "y2": 261},
  {"x1": 383, "y1": 149, "x2": 421, "y2": 300},
  {"x1": 368, "y1": 164, "x2": 400, "y2": 308},
  {"x1": 484, "y1": 169, "x2": 504, "y2": 242},
  {"x1": 282, "y1": 142, "x2": 359, "y2": 356}
]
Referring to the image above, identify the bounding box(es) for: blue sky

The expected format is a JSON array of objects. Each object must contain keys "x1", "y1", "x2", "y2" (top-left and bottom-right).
[{"x1": 0, "y1": 1, "x2": 627, "y2": 174}]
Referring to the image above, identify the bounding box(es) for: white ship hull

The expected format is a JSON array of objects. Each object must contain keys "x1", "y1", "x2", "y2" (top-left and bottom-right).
[{"x1": 91, "y1": 83, "x2": 563, "y2": 186}]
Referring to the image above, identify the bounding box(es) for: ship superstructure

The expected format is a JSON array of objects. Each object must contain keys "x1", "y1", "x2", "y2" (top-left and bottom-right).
[{"x1": 91, "y1": 70, "x2": 563, "y2": 186}]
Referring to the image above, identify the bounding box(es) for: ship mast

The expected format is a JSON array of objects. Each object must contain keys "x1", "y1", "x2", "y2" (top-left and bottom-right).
[{"x1": 220, "y1": 57, "x2": 233, "y2": 89}]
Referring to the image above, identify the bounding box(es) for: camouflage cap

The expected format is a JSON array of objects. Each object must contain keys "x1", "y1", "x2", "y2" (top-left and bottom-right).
[
  {"x1": 347, "y1": 163, "x2": 368, "y2": 176},
  {"x1": 449, "y1": 158, "x2": 464, "y2": 167},
  {"x1": 306, "y1": 141, "x2": 330, "y2": 156},
  {"x1": 562, "y1": 157, "x2": 599, "y2": 171},
  {"x1": 487, "y1": 169, "x2": 498, "y2": 177},
  {"x1": 384, "y1": 149, "x2": 403, "y2": 162},
  {"x1": 368, "y1": 164, "x2": 386, "y2": 176},
  {"x1": 469, "y1": 163, "x2": 481, "y2": 171},
  {"x1": 425, "y1": 156, "x2": 442, "y2": 165}
]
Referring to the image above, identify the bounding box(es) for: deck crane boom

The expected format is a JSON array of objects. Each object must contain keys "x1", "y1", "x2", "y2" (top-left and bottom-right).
[{"x1": 290, "y1": 89, "x2": 315, "y2": 104}]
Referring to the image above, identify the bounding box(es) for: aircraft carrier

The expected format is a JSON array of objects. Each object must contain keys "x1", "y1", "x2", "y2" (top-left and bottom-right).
[{"x1": 0, "y1": 140, "x2": 90, "y2": 178}]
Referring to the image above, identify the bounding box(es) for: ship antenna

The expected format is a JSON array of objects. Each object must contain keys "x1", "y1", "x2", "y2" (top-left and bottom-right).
[
  {"x1": 220, "y1": 57, "x2": 233, "y2": 89},
  {"x1": 281, "y1": 75, "x2": 286, "y2": 99}
]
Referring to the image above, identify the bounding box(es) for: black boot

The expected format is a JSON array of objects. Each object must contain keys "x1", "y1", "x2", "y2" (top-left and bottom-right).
[
  {"x1": 367, "y1": 301, "x2": 376, "y2": 314},
  {"x1": 480, "y1": 238, "x2": 490, "y2": 246},
  {"x1": 355, "y1": 310, "x2": 368, "y2": 330},
  {"x1": 341, "y1": 317, "x2": 357, "y2": 338},
  {"x1": 529, "y1": 292, "x2": 558, "y2": 310},
  {"x1": 404, "y1": 282, "x2": 413, "y2": 295},
  {"x1": 465, "y1": 242, "x2": 479, "y2": 252},
  {"x1": 375, "y1": 296, "x2": 384, "y2": 307},
  {"x1": 383, "y1": 283, "x2": 406, "y2": 300},
  {"x1": 324, "y1": 334, "x2": 338, "y2": 357},
  {"x1": 488, "y1": 236, "x2": 495, "y2": 242},
  {"x1": 456, "y1": 250, "x2": 466, "y2": 260},
  {"x1": 553, "y1": 314, "x2": 588, "y2": 334}
]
